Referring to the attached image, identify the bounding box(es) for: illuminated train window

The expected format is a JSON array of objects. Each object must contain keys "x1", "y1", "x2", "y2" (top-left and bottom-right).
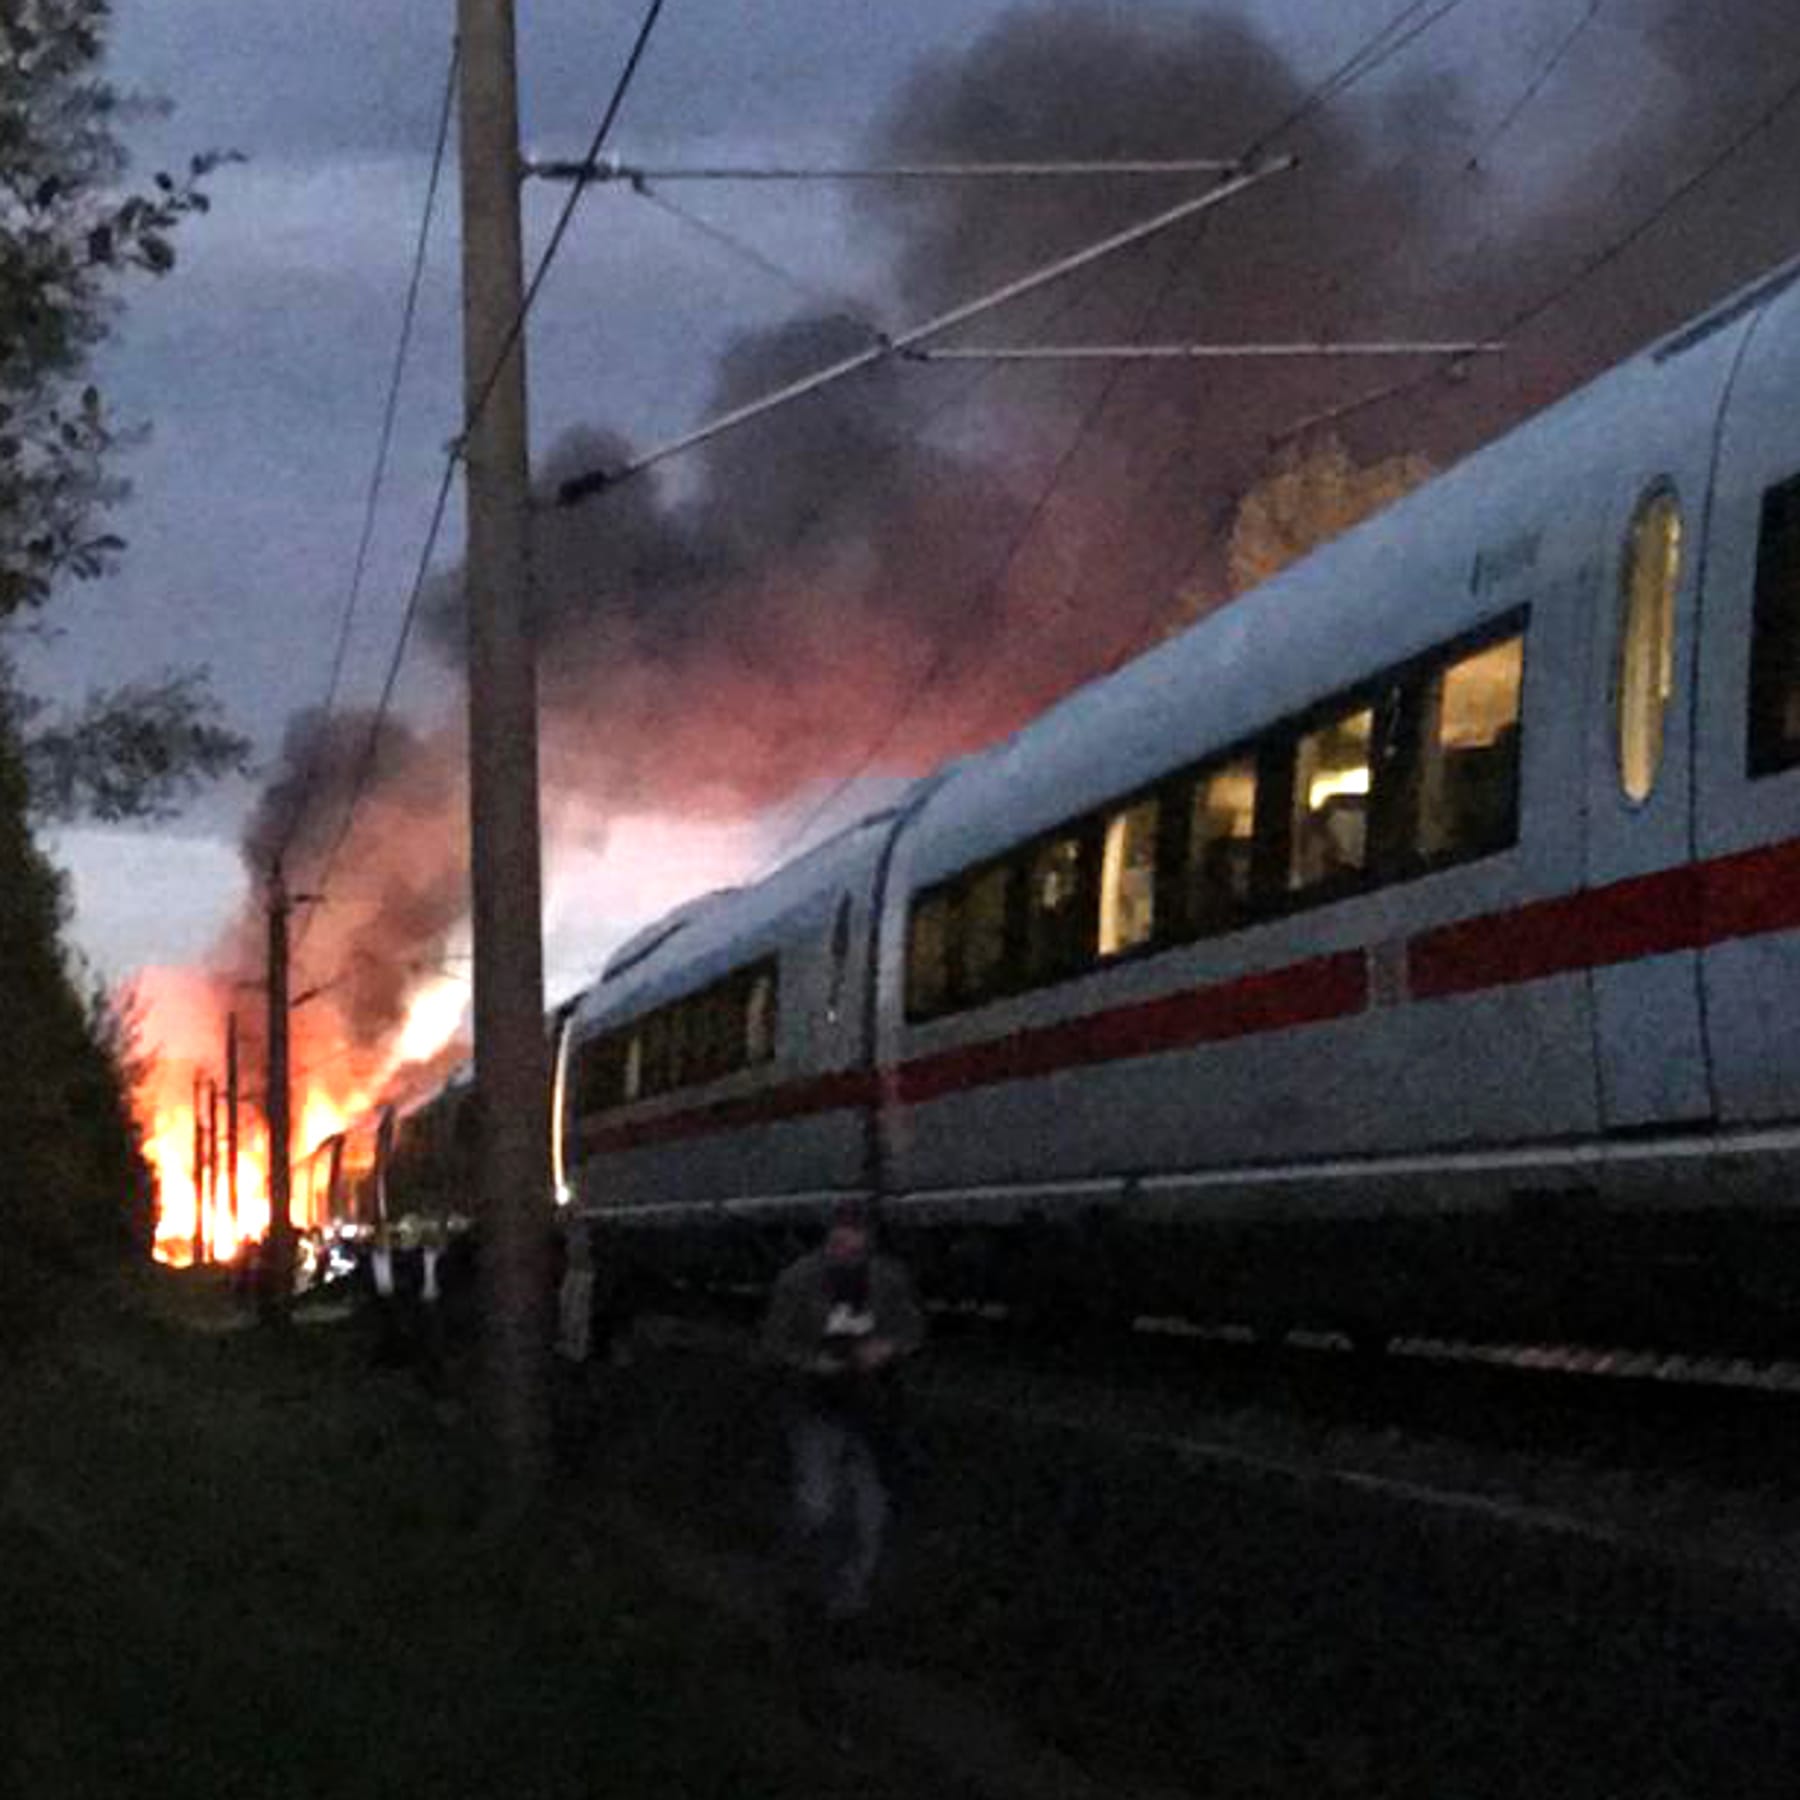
[
  {"x1": 1289, "y1": 707, "x2": 1373, "y2": 893},
  {"x1": 1749, "y1": 471, "x2": 1800, "y2": 777},
  {"x1": 898, "y1": 608, "x2": 1531, "y2": 1021},
  {"x1": 1617, "y1": 484, "x2": 1683, "y2": 803},
  {"x1": 744, "y1": 967, "x2": 777, "y2": 1063},
  {"x1": 1416, "y1": 634, "x2": 1524, "y2": 863},
  {"x1": 1185, "y1": 757, "x2": 1256, "y2": 930},
  {"x1": 1099, "y1": 797, "x2": 1159, "y2": 957}
]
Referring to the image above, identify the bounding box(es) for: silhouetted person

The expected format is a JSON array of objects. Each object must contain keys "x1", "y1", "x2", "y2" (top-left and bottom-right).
[{"x1": 762, "y1": 1199, "x2": 923, "y2": 1629}]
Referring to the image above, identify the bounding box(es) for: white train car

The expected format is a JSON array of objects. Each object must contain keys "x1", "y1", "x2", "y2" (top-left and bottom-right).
[
  {"x1": 559, "y1": 257, "x2": 1800, "y2": 1351},
  {"x1": 562, "y1": 809, "x2": 921, "y2": 1283}
]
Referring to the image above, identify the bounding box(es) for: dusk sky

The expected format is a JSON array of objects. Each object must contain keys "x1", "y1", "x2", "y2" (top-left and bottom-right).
[{"x1": 26, "y1": 0, "x2": 1800, "y2": 1008}]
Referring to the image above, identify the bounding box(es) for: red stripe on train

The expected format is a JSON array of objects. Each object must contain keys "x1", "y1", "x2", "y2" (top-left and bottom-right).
[
  {"x1": 581, "y1": 836, "x2": 1800, "y2": 1148},
  {"x1": 893, "y1": 951, "x2": 1368, "y2": 1106},
  {"x1": 1408, "y1": 837, "x2": 1800, "y2": 998},
  {"x1": 1696, "y1": 837, "x2": 1800, "y2": 944},
  {"x1": 578, "y1": 1067, "x2": 876, "y2": 1154},
  {"x1": 1408, "y1": 864, "x2": 1704, "y2": 997}
]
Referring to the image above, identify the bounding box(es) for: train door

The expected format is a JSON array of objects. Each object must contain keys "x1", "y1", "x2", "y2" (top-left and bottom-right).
[
  {"x1": 1584, "y1": 464, "x2": 1712, "y2": 1128},
  {"x1": 1694, "y1": 292, "x2": 1800, "y2": 1124}
]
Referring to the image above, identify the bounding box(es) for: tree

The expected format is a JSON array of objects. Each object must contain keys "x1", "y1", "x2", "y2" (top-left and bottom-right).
[
  {"x1": 20, "y1": 667, "x2": 248, "y2": 822},
  {"x1": 0, "y1": 2, "x2": 243, "y2": 1311},
  {"x1": 1, "y1": 1, "x2": 229, "y2": 617},
  {"x1": 1167, "y1": 434, "x2": 1435, "y2": 632},
  {"x1": 1, "y1": 2, "x2": 249, "y2": 817}
]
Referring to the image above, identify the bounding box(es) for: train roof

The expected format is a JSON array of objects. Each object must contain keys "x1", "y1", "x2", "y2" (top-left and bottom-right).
[
  {"x1": 897, "y1": 252, "x2": 1800, "y2": 888},
  {"x1": 568, "y1": 800, "x2": 918, "y2": 1032}
]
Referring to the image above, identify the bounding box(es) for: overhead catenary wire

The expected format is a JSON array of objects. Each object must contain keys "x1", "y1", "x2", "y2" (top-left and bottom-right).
[
  {"x1": 272, "y1": 38, "x2": 459, "y2": 874},
  {"x1": 753, "y1": 0, "x2": 1491, "y2": 866},
  {"x1": 292, "y1": 453, "x2": 461, "y2": 964},
  {"x1": 526, "y1": 155, "x2": 1246, "y2": 184},
  {"x1": 1246, "y1": 0, "x2": 1475, "y2": 156},
  {"x1": 912, "y1": 339, "x2": 1506, "y2": 362},
  {"x1": 632, "y1": 180, "x2": 889, "y2": 342},
  {"x1": 294, "y1": 0, "x2": 675, "y2": 949},
  {"x1": 460, "y1": 0, "x2": 671, "y2": 448},
  {"x1": 556, "y1": 156, "x2": 1295, "y2": 504},
  {"x1": 1275, "y1": 49, "x2": 1800, "y2": 448},
  {"x1": 1467, "y1": 0, "x2": 1605, "y2": 173}
]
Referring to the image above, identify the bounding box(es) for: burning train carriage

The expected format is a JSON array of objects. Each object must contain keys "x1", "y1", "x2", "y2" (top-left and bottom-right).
[
  {"x1": 297, "y1": 1110, "x2": 391, "y2": 1236},
  {"x1": 548, "y1": 257, "x2": 1800, "y2": 1353},
  {"x1": 381, "y1": 1069, "x2": 479, "y2": 1228}
]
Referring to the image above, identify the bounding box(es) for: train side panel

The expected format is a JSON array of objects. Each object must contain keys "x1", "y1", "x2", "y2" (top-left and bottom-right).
[
  {"x1": 869, "y1": 306, "x2": 1771, "y2": 1341},
  {"x1": 565, "y1": 820, "x2": 897, "y2": 1272}
]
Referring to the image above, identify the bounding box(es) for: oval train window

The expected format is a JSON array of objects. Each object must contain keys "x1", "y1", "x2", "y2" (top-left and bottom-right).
[{"x1": 1617, "y1": 484, "x2": 1683, "y2": 803}]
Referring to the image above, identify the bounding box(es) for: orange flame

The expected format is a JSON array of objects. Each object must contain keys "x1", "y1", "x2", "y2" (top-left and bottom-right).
[{"x1": 133, "y1": 967, "x2": 469, "y2": 1264}]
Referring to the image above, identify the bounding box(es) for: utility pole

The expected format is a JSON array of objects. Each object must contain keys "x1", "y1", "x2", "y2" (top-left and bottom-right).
[
  {"x1": 191, "y1": 1070, "x2": 207, "y2": 1266},
  {"x1": 225, "y1": 1012, "x2": 240, "y2": 1252},
  {"x1": 458, "y1": 0, "x2": 553, "y2": 1508},
  {"x1": 264, "y1": 862, "x2": 294, "y2": 1318},
  {"x1": 206, "y1": 1080, "x2": 220, "y2": 1266}
]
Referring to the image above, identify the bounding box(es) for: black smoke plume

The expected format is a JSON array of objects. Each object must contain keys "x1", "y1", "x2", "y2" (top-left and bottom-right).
[{"x1": 238, "y1": 0, "x2": 1800, "y2": 1068}]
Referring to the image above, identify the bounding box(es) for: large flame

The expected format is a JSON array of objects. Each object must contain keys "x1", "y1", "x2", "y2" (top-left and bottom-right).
[
  {"x1": 133, "y1": 817, "x2": 765, "y2": 1263},
  {"x1": 133, "y1": 968, "x2": 472, "y2": 1265}
]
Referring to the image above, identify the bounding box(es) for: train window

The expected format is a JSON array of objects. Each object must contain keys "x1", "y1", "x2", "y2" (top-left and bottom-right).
[
  {"x1": 906, "y1": 890, "x2": 954, "y2": 1020},
  {"x1": 576, "y1": 1033, "x2": 625, "y2": 1117},
  {"x1": 666, "y1": 1004, "x2": 690, "y2": 1092},
  {"x1": 1289, "y1": 707, "x2": 1373, "y2": 893},
  {"x1": 1099, "y1": 797, "x2": 1159, "y2": 957},
  {"x1": 1184, "y1": 756, "x2": 1257, "y2": 931},
  {"x1": 745, "y1": 967, "x2": 777, "y2": 1063},
  {"x1": 826, "y1": 896, "x2": 853, "y2": 1024},
  {"x1": 643, "y1": 1012, "x2": 671, "y2": 1097},
  {"x1": 623, "y1": 1033, "x2": 642, "y2": 1103},
  {"x1": 1416, "y1": 633, "x2": 1524, "y2": 862},
  {"x1": 959, "y1": 863, "x2": 1013, "y2": 1002},
  {"x1": 700, "y1": 991, "x2": 727, "y2": 1084},
  {"x1": 1025, "y1": 832, "x2": 1088, "y2": 983},
  {"x1": 1617, "y1": 484, "x2": 1682, "y2": 802},
  {"x1": 1749, "y1": 472, "x2": 1800, "y2": 777}
]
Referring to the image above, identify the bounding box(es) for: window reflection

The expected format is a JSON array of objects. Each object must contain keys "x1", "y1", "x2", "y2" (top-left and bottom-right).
[
  {"x1": 1026, "y1": 834, "x2": 1087, "y2": 982},
  {"x1": 1618, "y1": 485, "x2": 1682, "y2": 802},
  {"x1": 1418, "y1": 635, "x2": 1523, "y2": 862},
  {"x1": 1099, "y1": 798, "x2": 1158, "y2": 957},
  {"x1": 1186, "y1": 758, "x2": 1256, "y2": 930},
  {"x1": 1750, "y1": 472, "x2": 1800, "y2": 777},
  {"x1": 960, "y1": 864, "x2": 1012, "y2": 1002},
  {"x1": 1290, "y1": 708, "x2": 1372, "y2": 891},
  {"x1": 906, "y1": 893, "x2": 952, "y2": 1019}
]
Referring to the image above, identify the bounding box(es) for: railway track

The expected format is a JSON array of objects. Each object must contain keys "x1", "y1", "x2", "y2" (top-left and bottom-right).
[{"x1": 622, "y1": 1297, "x2": 1800, "y2": 1611}]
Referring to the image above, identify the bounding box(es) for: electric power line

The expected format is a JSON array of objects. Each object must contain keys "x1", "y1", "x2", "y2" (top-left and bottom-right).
[
  {"x1": 292, "y1": 453, "x2": 460, "y2": 963},
  {"x1": 632, "y1": 180, "x2": 888, "y2": 342},
  {"x1": 1277, "y1": 49, "x2": 1800, "y2": 448},
  {"x1": 756, "y1": 0, "x2": 1489, "y2": 868},
  {"x1": 461, "y1": 0, "x2": 672, "y2": 446},
  {"x1": 1467, "y1": 0, "x2": 1605, "y2": 174},
  {"x1": 292, "y1": 0, "x2": 675, "y2": 950},
  {"x1": 1250, "y1": 0, "x2": 1474, "y2": 156},
  {"x1": 273, "y1": 40, "x2": 459, "y2": 873}
]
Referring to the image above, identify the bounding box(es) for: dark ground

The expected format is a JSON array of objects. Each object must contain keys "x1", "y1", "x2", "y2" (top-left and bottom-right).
[
  {"x1": 0, "y1": 1272, "x2": 925, "y2": 1800},
  {"x1": 10, "y1": 1271, "x2": 1796, "y2": 1798},
  {"x1": 574, "y1": 1333, "x2": 1800, "y2": 1800}
]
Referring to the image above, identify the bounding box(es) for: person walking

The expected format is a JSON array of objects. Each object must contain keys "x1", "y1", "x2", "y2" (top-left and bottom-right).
[{"x1": 762, "y1": 1198, "x2": 924, "y2": 1634}]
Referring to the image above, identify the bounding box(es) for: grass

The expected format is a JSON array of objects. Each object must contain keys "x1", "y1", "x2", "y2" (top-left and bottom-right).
[{"x1": 0, "y1": 1269, "x2": 905, "y2": 1800}]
